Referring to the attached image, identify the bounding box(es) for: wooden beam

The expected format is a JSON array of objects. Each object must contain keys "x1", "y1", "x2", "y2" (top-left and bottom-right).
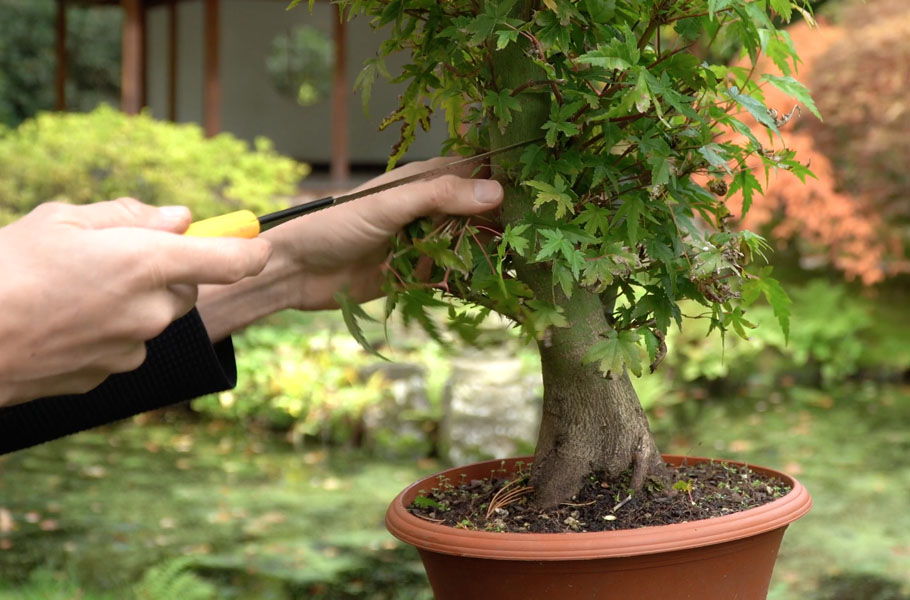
[
  {"x1": 55, "y1": 0, "x2": 67, "y2": 111},
  {"x1": 330, "y1": 4, "x2": 349, "y2": 183},
  {"x1": 167, "y1": 0, "x2": 177, "y2": 121},
  {"x1": 203, "y1": 0, "x2": 220, "y2": 137},
  {"x1": 140, "y1": 0, "x2": 148, "y2": 108},
  {"x1": 121, "y1": 0, "x2": 143, "y2": 114}
]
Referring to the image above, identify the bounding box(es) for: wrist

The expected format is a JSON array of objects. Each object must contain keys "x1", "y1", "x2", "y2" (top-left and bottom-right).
[{"x1": 196, "y1": 236, "x2": 299, "y2": 341}]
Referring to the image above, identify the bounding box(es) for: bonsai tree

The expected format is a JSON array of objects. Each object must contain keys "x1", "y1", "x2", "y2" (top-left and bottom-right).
[{"x1": 323, "y1": 0, "x2": 817, "y2": 508}]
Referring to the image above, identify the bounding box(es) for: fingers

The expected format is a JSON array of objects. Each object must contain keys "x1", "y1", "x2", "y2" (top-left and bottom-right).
[
  {"x1": 150, "y1": 234, "x2": 273, "y2": 285},
  {"x1": 47, "y1": 200, "x2": 269, "y2": 286},
  {"x1": 364, "y1": 175, "x2": 503, "y2": 232},
  {"x1": 50, "y1": 198, "x2": 193, "y2": 233}
]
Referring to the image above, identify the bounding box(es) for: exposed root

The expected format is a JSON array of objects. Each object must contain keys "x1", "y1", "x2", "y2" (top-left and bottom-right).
[
  {"x1": 631, "y1": 432, "x2": 669, "y2": 490},
  {"x1": 485, "y1": 478, "x2": 534, "y2": 520}
]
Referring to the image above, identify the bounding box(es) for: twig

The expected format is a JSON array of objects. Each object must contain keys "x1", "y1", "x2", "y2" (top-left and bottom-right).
[
  {"x1": 560, "y1": 500, "x2": 597, "y2": 507},
  {"x1": 414, "y1": 513, "x2": 446, "y2": 524},
  {"x1": 612, "y1": 494, "x2": 633, "y2": 512}
]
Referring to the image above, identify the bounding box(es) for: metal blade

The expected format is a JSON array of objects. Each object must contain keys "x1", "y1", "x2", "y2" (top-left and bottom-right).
[{"x1": 329, "y1": 137, "x2": 543, "y2": 208}]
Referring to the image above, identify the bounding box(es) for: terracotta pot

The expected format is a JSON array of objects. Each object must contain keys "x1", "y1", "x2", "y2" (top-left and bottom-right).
[{"x1": 386, "y1": 455, "x2": 811, "y2": 600}]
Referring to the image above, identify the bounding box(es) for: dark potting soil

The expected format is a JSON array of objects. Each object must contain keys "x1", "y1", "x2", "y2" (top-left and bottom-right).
[{"x1": 408, "y1": 460, "x2": 791, "y2": 533}]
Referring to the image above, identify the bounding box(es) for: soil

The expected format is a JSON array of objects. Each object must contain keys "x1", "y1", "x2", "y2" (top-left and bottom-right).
[{"x1": 408, "y1": 460, "x2": 791, "y2": 534}]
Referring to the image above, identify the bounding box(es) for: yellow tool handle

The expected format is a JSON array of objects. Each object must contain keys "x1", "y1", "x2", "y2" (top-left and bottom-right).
[{"x1": 183, "y1": 210, "x2": 261, "y2": 239}]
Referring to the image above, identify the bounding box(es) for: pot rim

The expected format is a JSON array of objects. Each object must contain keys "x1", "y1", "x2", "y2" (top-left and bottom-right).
[{"x1": 385, "y1": 454, "x2": 812, "y2": 560}]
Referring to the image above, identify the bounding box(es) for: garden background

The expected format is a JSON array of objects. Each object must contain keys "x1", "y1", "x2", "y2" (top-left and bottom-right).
[{"x1": 0, "y1": 0, "x2": 907, "y2": 598}]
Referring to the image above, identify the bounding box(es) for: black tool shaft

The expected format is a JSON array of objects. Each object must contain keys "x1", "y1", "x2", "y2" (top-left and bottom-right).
[{"x1": 258, "y1": 195, "x2": 335, "y2": 231}]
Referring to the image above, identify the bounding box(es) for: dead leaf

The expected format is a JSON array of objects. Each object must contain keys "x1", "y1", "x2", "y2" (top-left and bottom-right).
[
  {"x1": 0, "y1": 508, "x2": 13, "y2": 533},
  {"x1": 783, "y1": 461, "x2": 803, "y2": 475},
  {"x1": 729, "y1": 440, "x2": 753, "y2": 452},
  {"x1": 39, "y1": 519, "x2": 58, "y2": 531}
]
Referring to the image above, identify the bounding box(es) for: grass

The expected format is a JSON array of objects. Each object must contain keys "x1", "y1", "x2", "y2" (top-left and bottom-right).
[
  {"x1": 0, "y1": 421, "x2": 435, "y2": 599},
  {"x1": 0, "y1": 382, "x2": 907, "y2": 599},
  {"x1": 659, "y1": 382, "x2": 910, "y2": 600}
]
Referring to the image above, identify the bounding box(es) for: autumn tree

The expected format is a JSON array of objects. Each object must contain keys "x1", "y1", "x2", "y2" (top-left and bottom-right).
[{"x1": 729, "y1": 0, "x2": 910, "y2": 284}]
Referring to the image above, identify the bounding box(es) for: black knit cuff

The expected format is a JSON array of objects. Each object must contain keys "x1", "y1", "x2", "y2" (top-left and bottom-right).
[{"x1": 0, "y1": 309, "x2": 236, "y2": 454}]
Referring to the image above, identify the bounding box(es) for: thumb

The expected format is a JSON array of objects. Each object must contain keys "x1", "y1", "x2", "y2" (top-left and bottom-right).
[
  {"x1": 368, "y1": 175, "x2": 504, "y2": 231},
  {"x1": 70, "y1": 198, "x2": 192, "y2": 233}
]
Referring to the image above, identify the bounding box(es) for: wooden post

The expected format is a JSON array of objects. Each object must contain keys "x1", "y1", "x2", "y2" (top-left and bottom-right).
[
  {"x1": 55, "y1": 0, "x2": 67, "y2": 111},
  {"x1": 330, "y1": 4, "x2": 349, "y2": 183},
  {"x1": 140, "y1": 0, "x2": 148, "y2": 109},
  {"x1": 204, "y1": 0, "x2": 221, "y2": 137},
  {"x1": 167, "y1": 0, "x2": 177, "y2": 121},
  {"x1": 121, "y1": 0, "x2": 143, "y2": 114}
]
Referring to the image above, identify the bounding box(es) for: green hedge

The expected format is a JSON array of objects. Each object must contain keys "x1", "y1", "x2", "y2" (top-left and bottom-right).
[{"x1": 0, "y1": 105, "x2": 308, "y2": 224}]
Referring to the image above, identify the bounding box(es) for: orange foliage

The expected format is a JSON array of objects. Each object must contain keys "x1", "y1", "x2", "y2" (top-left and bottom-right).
[{"x1": 724, "y1": 0, "x2": 910, "y2": 285}]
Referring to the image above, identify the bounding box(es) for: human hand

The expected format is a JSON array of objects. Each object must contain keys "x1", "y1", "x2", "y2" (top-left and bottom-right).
[
  {"x1": 260, "y1": 158, "x2": 504, "y2": 311},
  {"x1": 0, "y1": 199, "x2": 271, "y2": 406}
]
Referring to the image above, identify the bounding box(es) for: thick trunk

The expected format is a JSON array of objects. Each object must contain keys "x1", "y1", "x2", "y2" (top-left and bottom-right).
[
  {"x1": 526, "y1": 283, "x2": 666, "y2": 508},
  {"x1": 489, "y1": 7, "x2": 666, "y2": 508}
]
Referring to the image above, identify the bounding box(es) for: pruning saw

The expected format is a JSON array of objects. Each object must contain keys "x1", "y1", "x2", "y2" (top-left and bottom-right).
[{"x1": 184, "y1": 137, "x2": 542, "y2": 239}]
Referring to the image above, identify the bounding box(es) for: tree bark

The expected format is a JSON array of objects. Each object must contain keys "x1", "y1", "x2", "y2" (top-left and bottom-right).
[
  {"x1": 489, "y1": 5, "x2": 666, "y2": 509},
  {"x1": 526, "y1": 283, "x2": 666, "y2": 508}
]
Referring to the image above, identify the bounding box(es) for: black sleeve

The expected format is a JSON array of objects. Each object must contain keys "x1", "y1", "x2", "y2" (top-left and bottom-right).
[{"x1": 0, "y1": 309, "x2": 237, "y2": 454}]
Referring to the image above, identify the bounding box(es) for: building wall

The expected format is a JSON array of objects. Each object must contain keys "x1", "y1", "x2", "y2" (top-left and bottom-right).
[{"x1": 145, "y1": 0, "x2": 447, "y2": 165}]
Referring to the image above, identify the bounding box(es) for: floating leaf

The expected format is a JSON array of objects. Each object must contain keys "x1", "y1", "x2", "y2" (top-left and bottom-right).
[{"x1": 334, "y1": 290, "x2": 386, "y2": 358}]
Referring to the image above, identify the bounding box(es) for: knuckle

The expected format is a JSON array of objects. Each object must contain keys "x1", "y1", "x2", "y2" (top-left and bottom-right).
[
  {"x1": 173, "y1": 285, "x2": 199, "y2": 312},
  {"x1": 112, "y1": 345, "x2": 148, "y2": 373},
  {"x1": 31, "y1": 201, "x2": 67, "y2": 219},
  {"x1": 431, "y1": 176, "x2": 461, "y2": 210},
  {"x1": 126, "y1": 307, "x2": 174, "y2": 341},
  {"x1": 69, "y1": 374, "x2": 108, "y2": 395},
  {"x1": 112, "y1": 197, "x2": 148, "y2": 218}
]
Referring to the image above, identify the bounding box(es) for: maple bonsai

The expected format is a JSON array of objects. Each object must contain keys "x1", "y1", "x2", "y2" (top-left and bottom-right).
[{"x1": 330, "y1": 0, "x2": 816, "y2": 508}]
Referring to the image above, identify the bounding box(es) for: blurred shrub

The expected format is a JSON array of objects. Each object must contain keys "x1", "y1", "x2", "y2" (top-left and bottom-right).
[
  {"x1": 188, "y1": 278, "x2": 910, "y2": 450},
  {"x1": 726, "y1": 0, "x2": 910, "y2": 284},
  {"x1": 193, "y1": 325, "x2": 386, "y2": 439},
  {"x1": 0, "y1": 105, "x2": 308, "y2": 224},
  {"x1": 811, "y1": 572, "x2": 909, "y2": 600},
  {"x1": 659, "y1": 279, "x2": 901, "y2": 388}
]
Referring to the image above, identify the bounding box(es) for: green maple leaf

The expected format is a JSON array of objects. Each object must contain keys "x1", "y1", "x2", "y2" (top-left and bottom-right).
[
  {"x1": 761, "y1": 74, "x2": 822, "y2": 120},
  {"x1": 573, "y1": 203, "x2": 611, "y2": 236},
  {"x1": 723, "y1": 306, "x2": 757, "y2": 340},
  {"x1": 525, "y1": 177, "x2": 575, "y2": 218},
  {"x1": 334, "y1": 290, "x2": 386, "y2": 359},
  {"x1": 725, "y1": 86, "x2": 780, "y2": 135},
  {"x1": 742, "y1": 267, "x2": 791, "y2": 343},
  {"x1": 727, "y1": 169, "x2": 762, "y2": 217},
  {"x1": 583, "y1": 330, "x2": 642, "y2": 378},
  {"x1": 698, "y1": 143, "x2": 732, "y2": 174},
  {"x1": 535, "y1": 228, "x2": 576, "y2": 263},
  {"x1": 525, "y1": 300, "x2": 570, "y2": 337},
  {"x1": 768, "y1": 0, "x2": 793, "y2": 22},
  {"x1": 500, "y1": 223, "x2": 531, "y2": 258},
  {"x1": 483, "y1": 89, "x2": 523, "y2": 129},
  {"x1": 577, "y1": 43, "x2": 634, "y2": 72}
]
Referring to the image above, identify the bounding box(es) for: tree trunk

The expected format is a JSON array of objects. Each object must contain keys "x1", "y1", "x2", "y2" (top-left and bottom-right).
[
  {"x1": 489, "y1": 7, "x2": 666, "y2": 509},
  {"x1": 526, "y1": 283, "x2": 666, "y2": 509}
]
